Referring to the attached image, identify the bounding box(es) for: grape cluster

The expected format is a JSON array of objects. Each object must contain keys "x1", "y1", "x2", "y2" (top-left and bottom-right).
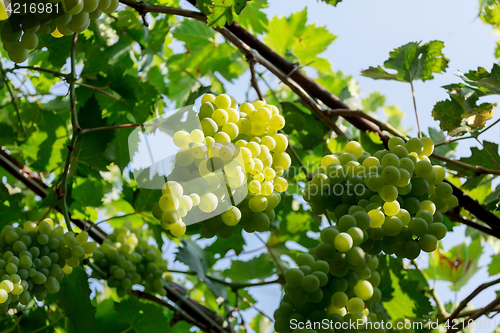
[
  {"x1": 0, "y1": 218, "x2": 96, "y2": 311},
  {"x1": 303, "y1": 137, "x2": 457, "y2": 260},
  {"x1": 152, "y1": 93, "x2": 291, "y2": 238},
  {"x1": 90, "y1": 222, "x2": 170, "y2": 297},
  {"x1": 0, "y1": 0, "x2": 119, "y2": 63},
  {"x1": 274, "y1": 247, "x2": 381, "y2": 333}
]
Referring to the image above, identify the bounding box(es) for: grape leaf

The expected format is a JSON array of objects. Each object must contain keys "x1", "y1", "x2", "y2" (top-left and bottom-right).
[
  {"x1": 198, "y1": 0, "x2": 249, "y2": 28},
  {"x1": 359, "y1": 131, "x2": 385, "y2": 155},
  {"x1": 222, "y1": 253, "x2": 276, "y2": 281},
  {"x1": 71, "y1": 177, "x2": 104, "y2": 209},
  {"x1": 114, "y1": 297, "x2": 170, "y2": 332},
  {"x1": 264, "y1": 9, "x2": 336, "y2": 74},
  {"x1": 489, "y1": 253, "x2": 500, "y2": 276},
  {"x1": 205, "y1": 229, "x2": 246, "y2": 257},
  {"x1": 321, "y1": 0, "x2": 343, "y2": 6},
  {"x1": 56, "y1": 267, "x2": 97, "y2": 333},
  {"x1": 431, "y1": 99, "x2": 467, "y2": 134},
  {"x1": 424, "y1": 238, "x2": 483, "y2": 291},
  {"x1": 460, "y1": 140, "x2": 500, "y2": 171},
  {"x1": 362, "y1": 92, "x2": 386, "y2": 113},
  {"x1": 460, "y1": 63, "x2": 500, "y2": 95},
  {"x1": 176, "y1": 238, "x2": 228, "y2": 299},
  {"x1": 234, "y1": 0, "x2": 269, "y2": 34},
  {"x1": 361, "y1": 41, "x2": 449, "y2": 83}
]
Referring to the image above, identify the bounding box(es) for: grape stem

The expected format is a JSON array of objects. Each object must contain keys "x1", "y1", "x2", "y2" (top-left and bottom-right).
[
  {"x1": 446, "y1": 211, "x2": 500, "y2": 238},
  {"x1": 446, "y1": 275, "x2": 500, "y2": 325},
  {"x1": 255, "y1": 233, "x2": 286, "y2": 276},
  {"x1": 58, "y1": 33, "x2": 81, "y2": 233},
  {"x1": 409, "y1": 81, "x2": 422, "y2": 138},
  {"x1": 247, "y1": 55, "x2": 264, "y2": 101},
  {"x1": 166, "y1": 269, "x2": 284, "y2": 288},
  {"x1": 435, "y1": 117, "x2": 500, "y2": 147}
]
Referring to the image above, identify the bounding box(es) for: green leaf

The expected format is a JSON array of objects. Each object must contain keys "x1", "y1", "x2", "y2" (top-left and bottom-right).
[
  {"x1": 56, "y1": 267, "x2": 97, "y2": 333},
  {"x1": 460, "y1": 63, "x2": 500, "y2": 95},
  {"x1": 199, "y1": 0, "x2": 249, "y2": 28},
  {"x1": 205, "y1": 230, "x2": 246, "y2": 257},
  {"x1": 264, "y1": 9, "x2": 336, "y2": 73},
  {"x1": 489, "y1": 253, "x2": 500, "y2": 276},
  {"x1": 459, "y1": 141, "x2": 500, "y2": 174},
  {"x1": 77, "y1": 95, "x2": 115, "y2": 171},
  {"x1": 71, "y1": 177, "x2": 103, "y2": 209},
  {"x1": 222, "y1": 253, "x2": 276, "y2": 281},
  {"x1": 431, "y1": 99, "x2": 467, "y2": 134},
  {"x1": 362, "y1": 91, "x2": 386, "y2": 112},
  {"x1": 424, "y1": 238, "x2": 483, "y2": 291},
  {"x1": 359, "y1": 131, "x2": 385, "y2": 155},
  {"x1": 250, "y1": 313, "x2": 272, "y2": 333},
  {"x1": 234, "y1": 0, "x2": 269, "y2": 34},
  {"x1": 176, "y1": 238, "x2": 227, "y2": 299},
  {"x1": 114, "y1": 297, "x2": 170, "y2": 332},
  {"x1": 361, "y1": 41, "x2": 449, "y2": 83},
  {"x1": 321, "y1": 0, "x2": 342, "y2": 5}
]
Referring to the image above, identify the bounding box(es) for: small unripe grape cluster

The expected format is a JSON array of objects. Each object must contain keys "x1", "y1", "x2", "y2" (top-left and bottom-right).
[
  {"x1": 0, "y1": 0, "x2": 120, "y2": 63},
  {"x1": 303, "y1": 137, "x2": 457, "y2": 260},
  {"x1": 152, "y1": 93, "x2": 291, "y2": 238},
  {"x1": 0, "y1": 218, "x2": 96, "y2": 311},
  {"x1": 90, "y1": 222, "x2": 170, "y2": 298},
  {"x1": 274, "y1": 246, "x2": 382, "y2": 333}
]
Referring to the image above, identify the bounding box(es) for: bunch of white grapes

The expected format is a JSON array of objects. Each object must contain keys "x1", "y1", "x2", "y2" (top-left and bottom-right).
[
  {"x1": 274, "y1": 247, "x2": 381, "y2": 333},
  {"x1": 152, "y1": 93, "x2": 292, "y2": 239},
  {"x1": 90, "y1": 222, "x2": 170, "y2": 297},
  {"x1": 0, "y1": 218, "x2": 96, "y2": 311},
  {"x1": 0, "y1": 0, "x2": 119, "y2": 63},
  {"x1": 302, "y1": 137, "x2": 457, "y2": 260}
]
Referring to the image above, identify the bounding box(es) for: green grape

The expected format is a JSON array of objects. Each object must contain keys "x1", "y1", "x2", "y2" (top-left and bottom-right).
[
  {"x1": 346, "y1": 246, "x2": 365, "y2": 266},
  {"x1": 346, "y1": 297, "x2": 365, "y2": 313},
  {"x1": 331, "y1": 291, "x2": 348, "y2": 308},
  {"x1": 403, "y1": 240, "x2": 420, "y2": 260},
  {"x1": 338, "y1": 215, "x2": 357, "y2": 231},
  {"x1": 214, "y1": 94, "x2": 231, "y2": 109},
  {"x1": 273, "y1": 152, "x2": 292, "y2": 172},
  {"x1": 249, "y1": 212, "x2": 270, "y2": 232},
  {"x1": 446, "y1": 195, "x2": 458, "y2": 208},
  {"x1": 285, "y1": 268, "x2": 304, "y2": 288},
  {"x1": 334, "y1": 233, "x2": 353, "y2": 252},
  {"x1": 248, "y1": 195, "x2": 268, "y2": 213},
  {"x1": 221, "y1": 206, "x2": 241, "y2": 226},
  {"x1": 383, "y1": 216, "x2": 402, "y2": 236},
  {"x1": 391, "y1": 145, "x2": 409, "y2": 158},
  {"x1": 421, "y1": 137, "x2": 435, "y2": 156},
  {"x1": 409, "y1": 217, "x2": 428, "y2": 237},
  {"x1": 353, "y1": 211, "x2": 371, "y2": 230},
  {"x1": 428, "y1": 222, "x2": 447, "y2": 240},
  {"x1": 383, "y1": 201, "x2": 400, "y2": 216},
  {"x1": 404, "y1": 197, "x2": 421, "y2": 215},
  {"x1": 416, "y1": 209, "x2": 433, "y2": 225},
  {"x1": 419, "y1": 234, "x2": 438, "y2": 252},
  {"x1": 379, "y1": 185, "x2": 398, "y2": 202},
  {"x1": 198, "y1": 102, "x2": 215, "y2": 119},
  {"x1": 353, "y1": 280, "x2": 373, "y2": 300},
  {"x1": 347, "y1": 227, "x2": 364, "y2": 246},
  {"x1": 345, "y1": 141, "x2": 363, "y2": 158},
  {"x1": 388, "y1": 137, "x2": 405, "y2": 150},
  {"x1": 405, "y1": 138, "x2": 424, "y2": 154},
  {"x1": 301, "y1": 275, "x2": 320, "y2": 293},
  {"x1": 415, "y1": 160, "x2": 433, "y2": 177},
  {"x1": 396, "y1": 209, "x2": 411, "y2": 226},
  {"x1": 20, "y1": 32, "x2": 38, "y2": 49},
  {"x1": 321, "y1": 227, "x2": 339, "y2": 244},
  {"x1": 381, "y1": 153, "x2": 400, "y2": 168},
  {"x1": 201, "y1": 118, "x2": 218, "y2": 136},
  {"x1": 368, "y1": 209, "x2": 384, "y2": 228}
]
